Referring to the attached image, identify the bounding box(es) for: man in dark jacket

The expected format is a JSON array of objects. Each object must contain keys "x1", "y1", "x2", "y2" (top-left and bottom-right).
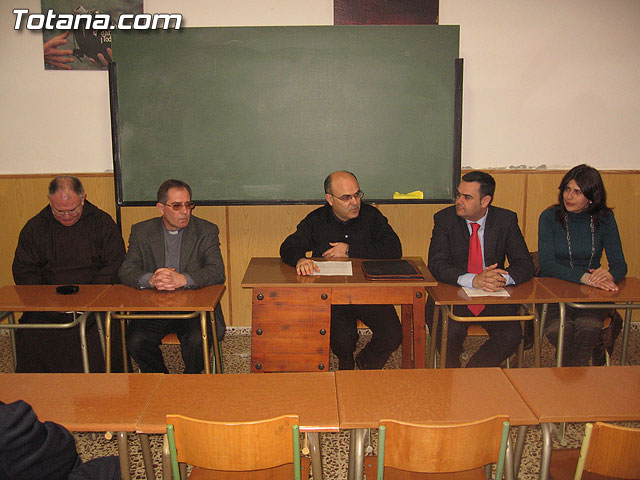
[
  {"x1": 12, "y1": 176, "x2": 125, "y2": 372},
  {"x1": 280, "y1": 171, "x2": 403, "y2": 370},
  {"x1": 0, "y1": 400, "x2": 120, "y2": 480}
]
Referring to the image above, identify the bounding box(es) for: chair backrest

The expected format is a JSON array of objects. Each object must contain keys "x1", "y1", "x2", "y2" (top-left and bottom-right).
[
  {"x1": 377, "y1": 415, "x2": 510, "y2": 479},
  {"x1": 166, "y1": 413, "x2": 301, "y2": 478},
  {"x1": 575, "y1": 422, "x2": 640, "y2": 479}
]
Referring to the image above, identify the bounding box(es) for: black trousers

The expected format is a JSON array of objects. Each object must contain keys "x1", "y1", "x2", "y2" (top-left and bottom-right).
[
  {"x1": 126, "y1": 315, "x2": 214, "y2": 374},
  {"x1": 427, "y1": 299, "x2": 522, "y2": 368},
  {"x1": 15, "y1": 312, "x2": 124, "y2": 373},
  {"x1": 330, "y1": 304, "x2": 402, "y2": 369}
]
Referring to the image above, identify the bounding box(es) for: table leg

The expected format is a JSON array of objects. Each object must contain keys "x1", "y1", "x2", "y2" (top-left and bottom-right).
[
  {"x1": 440, "y1": 307, "x2": 449, "y2": 369},
  {"x1": 621, "y1": 305, "x2": 632, "y2": 365},
  {"x1": 94, "y1": 312, "x2": 106, "y2": 359},
  {"x1": 117, "y1": 431, "x2": 131, "y2": 480},
  {"x1": 307, "y1": 432, "x2": 323, "y2": 480},
  {"x1": 78, "y1": 312, "x2": 91, "y2": 373},
  {"x1": 348, "y1": 428, "x2": 368, "y2": 480},
  {"x1": 105, "y1": 312, "x2": 112, "y2": 373},
  {"x1": 210, "y1": 311, "x2": 222, "y2": 374},
  {"x1": 139, "y1": 433, "x2": 155, "y2": 480},
  {"x1": 401, "y1": 304, "x2": 413, "y2": 368},
  {"x1": 556, "y1": 302, "x2": 565, "y2": 367},
  {"x1": 513, "y1": 425, "x2": 528, "y2": 479},
  {"x1": 200, "y1": 311, "x2": 211, "y2": 374},
  {"x1": 428, "y1": 306, "x2": 439, "y2": 369},
  {"x1": 504, "y1": 435, "x2": 514, "y2": 480},
  {"x1": 413, "y1": 288, "x2": 426, "y2": 368},
  {"x1": 539, "y1": 422, "x2": 553, "y2": 480}
]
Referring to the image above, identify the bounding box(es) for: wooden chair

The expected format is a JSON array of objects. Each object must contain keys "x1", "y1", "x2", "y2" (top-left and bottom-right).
[
  {"x1": 166, "y1": 413, "x2": 307, "y2": 480},
  {"x1": 370, "y1": 415, "x2": 510, "y2": 479},
  {"x1": 549, "y1": 422, "x2": 640, "y2": 480}
]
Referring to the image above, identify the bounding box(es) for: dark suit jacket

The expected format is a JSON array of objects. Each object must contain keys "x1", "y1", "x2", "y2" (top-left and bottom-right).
[
  {"x1": 428, "y1": 205, "x2": 534, "y2": 286},
  {"x1": 118, "y1": 216, "x2": 226, "y2": 329}
]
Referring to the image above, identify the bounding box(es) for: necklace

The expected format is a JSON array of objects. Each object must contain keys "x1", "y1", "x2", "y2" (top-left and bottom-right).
[{"x1": 564, "y1": 212, "x2": 595, "y2": 270}]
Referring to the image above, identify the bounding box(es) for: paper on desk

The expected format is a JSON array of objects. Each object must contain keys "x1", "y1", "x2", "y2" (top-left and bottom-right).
[
  {"x1": 462, "y1": 287, "x2": 510, "y2": 297},
  {"x1": 312, "y1": 261, "x2": 353, "y2": 276}
]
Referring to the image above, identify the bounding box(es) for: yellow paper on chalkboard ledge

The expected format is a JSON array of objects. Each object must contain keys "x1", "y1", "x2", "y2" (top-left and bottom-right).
[{"x1": 393, "y1": 190, "x2": 424, "y2": 199}]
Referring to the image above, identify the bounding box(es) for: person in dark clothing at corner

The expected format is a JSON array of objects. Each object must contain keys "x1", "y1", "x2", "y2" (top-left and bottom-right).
[
  {"x1": 280, "y1": 171, "x2": 403, "y2": 370},
  {"x1": 12, "y1": 175, "x2": 125, "y2": 373},
  {"x1": 0, "y1": 400, "x2": 120, "y2": 480}
]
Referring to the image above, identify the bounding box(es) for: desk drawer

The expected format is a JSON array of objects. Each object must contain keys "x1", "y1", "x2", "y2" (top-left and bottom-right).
[{"x1": 251, "y1": 288, "x2": 331, "y2": 372}]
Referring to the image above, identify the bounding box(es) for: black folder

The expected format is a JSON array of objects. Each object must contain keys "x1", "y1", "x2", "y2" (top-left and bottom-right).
[{"x1": 361, "y1": 260, "x2": 424, "y2": 280}]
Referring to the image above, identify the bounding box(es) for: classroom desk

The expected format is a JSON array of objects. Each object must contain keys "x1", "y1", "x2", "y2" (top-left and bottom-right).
[
  {"x1": 425, "y1": 279, "x2": 557, "y2": 368},
  {"x1": 87, "y1": 284, "x2": 226, "y2": 374},
  {"x1": 136, "y1": 372, "x2": 340, "y2": 479},
  {"x1": 335, "y1": 368, "x2": 538, "y2": 480},
  {"x1": 241, "y1": 257, "x2": 436, "y2": 372},
  {"x1": 0, "y1": 284, "x2": 111, "y2": 373},
  {"x1": 0, "y1": 373, "x2": 163, "y2": 480},
  {"x1": 535, "y1": 277, "x2": 640, "y2": 366},
  {"x1": 504, "y1": 366, "x2": 640, "y2": 480}
]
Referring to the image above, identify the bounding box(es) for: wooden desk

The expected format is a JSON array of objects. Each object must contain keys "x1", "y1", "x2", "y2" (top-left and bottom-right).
[
  {"x1": 0, "y1": 285, "x2": 111, "y2": 373},
  {"x1": 335, "y1": 368, "x2": 537, "y2": 480},
  {"x1": 137, "y1": 372, "x2": 340, "y2": 479},
  {"x1": 535, "y1": 277, "x2": 640, "y2": 366},
  {"x1": 87, "y1": 284, "x2": 226, "y2": 374},
  {"x1": 241, "y1": 257, "x2": 436, "y2": 372},
  {"x1": 426, "y1": 280, "x2": 557, "y2": 368},
  {"x1": 504, "y1": 366, "x2": 640, "y2": 480},
  {"x1": 0, "y1": 373, "x2": 163, "y2": 480}
]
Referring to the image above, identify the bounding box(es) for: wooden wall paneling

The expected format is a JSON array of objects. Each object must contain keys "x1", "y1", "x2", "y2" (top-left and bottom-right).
[
  {"x1": 227, "y1": 204, "x2": 317, "y2": 326},
  {"x1": 377, "y1": 204, "x2": 445, "y2": 259},
  {"x1": 490, "y1": 172, "x2": 527, "y2": 234},
  {"x1": 523, "y1": 172, "x2": 565, "y2": 250}
]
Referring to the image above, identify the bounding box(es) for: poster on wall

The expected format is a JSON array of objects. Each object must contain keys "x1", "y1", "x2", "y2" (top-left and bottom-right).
[{"x1": 41, "y1": 0, "x2": 142, "y2": 70}]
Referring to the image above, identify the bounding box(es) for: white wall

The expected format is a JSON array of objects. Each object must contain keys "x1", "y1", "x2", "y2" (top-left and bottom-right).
[
  {"x1": 1, "y1": 0, "x2": 638, "y2": 174},
  {"x1": 440, "y1": 0, "x2": 640, "y2": 169}
]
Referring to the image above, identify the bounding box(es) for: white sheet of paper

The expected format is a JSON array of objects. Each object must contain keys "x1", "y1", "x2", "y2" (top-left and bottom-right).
[
  {"x1": 312, "y1": 261, "x2": 353, "y2": 276},
  {"x1": 462, "y1": 287, "x2": 510, "y2": 297}
]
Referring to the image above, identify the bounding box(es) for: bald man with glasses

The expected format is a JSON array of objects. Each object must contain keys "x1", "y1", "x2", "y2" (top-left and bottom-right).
[
  {"x1": 119, "y1": 179, "x2": 226, "y2": 373},
  {"x1": 12, "y1": 175, "x2": 126, "y2": 372},
  {"x1": 280, "y1": 171, "x2": 403, "y2": 370}
]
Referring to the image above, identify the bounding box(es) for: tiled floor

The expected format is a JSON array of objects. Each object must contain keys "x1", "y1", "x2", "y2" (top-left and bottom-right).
[{"x1": 1, "y1": 325, "x2": 638, "y2": 479}]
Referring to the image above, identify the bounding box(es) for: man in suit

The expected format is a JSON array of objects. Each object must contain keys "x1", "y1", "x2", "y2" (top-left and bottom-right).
[
  {"x1": 428, "y1": 171, "x2": 534, "y2": 367},
  {"x1": 118, "y1": 179, "x2": 225, "y2": 373},
  {"x1": 280, "y1": 171, "x2": 403, "y2": 370}
]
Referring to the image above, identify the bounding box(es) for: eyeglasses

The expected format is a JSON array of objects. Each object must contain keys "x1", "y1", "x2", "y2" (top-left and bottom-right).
[
  {"x1": 51, "y1": 203, "x2": 83, "y2": 217},
  {"x1": 164, "y1": 202, "x2": 196, "y2": 211},
  {"x1": 329, "y1": 190, "x2": 364, "y2": 202}
]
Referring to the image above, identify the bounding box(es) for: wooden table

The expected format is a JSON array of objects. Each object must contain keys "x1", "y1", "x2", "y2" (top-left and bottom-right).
[
  {"x1": 0, "y1": 285, "x2": 111, "y2": 373},
  {"x1": 504, "y1": 366, "x2": 640, "y2": 480},
  {"x1": 426, "y1": 279, "x2": 557, "y2": 368},
  {"x1": 535, "y1": 277, "x2": 640, "y2": 366},
  {"x1": 0, "y1": 373, "x2": 163, "y2": 480},
  {"x1": 241, "y1": 257, "x2": 436, "y2": 372},
  {"x1": 335, "y1": 368, "x2": 538, "y2": 480},
  {"x1": 136, "y1": 372, "x2": 340, "y2": 479},
  {"x1": 87, "y1": 284, "x2": 226, "y2": 374}
]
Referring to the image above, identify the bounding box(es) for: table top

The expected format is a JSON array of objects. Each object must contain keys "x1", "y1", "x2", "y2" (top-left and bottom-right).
[
  {"x1": 335, "y1": 368, "x2": 537, "y2": 429},
  {"x1": 504, "y1": 366, "x2": 640, "y2": 423},
  {"x1": 0, "y1": 284, "x2": 111, "y2": 312},
  {"x1": 534, "y1": 276, "x2": 640, "y2": 304},
  {"x1": 86, "y1": 284, "x2": 226, "y2": 311},
  {"x1": 0, "y1": 373, "x2": 162, "y2": 432},
  {"x1": 137, "y1": 372, "x2": 340, "y2": 434},
  {"x1": 241, "y1": 257, "x2": 436, "y2": 287},
  {"x1": 426, "y1": 278, "x2": 557, "y2": 305}
]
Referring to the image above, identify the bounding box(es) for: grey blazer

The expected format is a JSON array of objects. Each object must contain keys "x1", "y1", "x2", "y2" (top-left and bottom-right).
[{"x1": 118, "y1": 215, "x2": 226, "y2": 331}]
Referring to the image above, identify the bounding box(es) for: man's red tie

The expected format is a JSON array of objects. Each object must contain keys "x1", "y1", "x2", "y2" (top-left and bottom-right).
[{"x1": 468, "y1": 222, "x2": 485, "y2": 315}]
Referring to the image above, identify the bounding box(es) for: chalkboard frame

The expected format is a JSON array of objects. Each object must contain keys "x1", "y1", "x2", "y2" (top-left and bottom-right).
[{"x1": 109, "y1": 26, "x2": 462, "y2": 207}]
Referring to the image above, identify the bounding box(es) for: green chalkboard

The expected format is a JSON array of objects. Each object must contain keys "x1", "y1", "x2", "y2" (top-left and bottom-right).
[{"x1": 110, "y1": 25, "x2": 461, "y2": 204}]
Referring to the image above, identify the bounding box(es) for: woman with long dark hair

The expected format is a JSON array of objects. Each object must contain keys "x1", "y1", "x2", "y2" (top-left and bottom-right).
[{"x1": 538, "y1": 164, "x2": 627, "y2": 366}]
